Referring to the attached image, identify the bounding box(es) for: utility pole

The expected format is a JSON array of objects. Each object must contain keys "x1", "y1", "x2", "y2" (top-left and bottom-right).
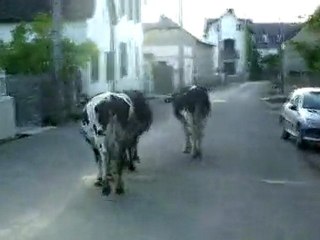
[
  {"x1": 52, "y1": 0, "x2": 63, "y2": 81},
  {"x1": 178, "y1": 0, "x2": 184, "y2": 88},
  {"x1": 52, "y1": 0, "x2": 63, "y2": 122},
  {"x1": 279, "y1": 19, "x2": 284, "y2": 94}
]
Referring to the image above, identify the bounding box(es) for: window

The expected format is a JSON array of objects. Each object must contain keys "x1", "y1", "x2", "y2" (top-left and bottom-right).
[
  {"x1": 106, "y1": 51, "x2": 115, "y2": 82},
  {"x1": 262, "y1": 34, "x2": 268, "y2": 43},
  {"x1": 134, "y1": 0, "x2": 141, "y2": 23},
  {"x1": 91, "y1": 53, "x2": 99, "y2": 82},
  {"x1": 290, "y1": 95, "x2": 300, "y2": 107},
  {"x1": 236, "y1": 24, "x2": 241, "y2": 31},
  {"x1": 128, "y1": 0, "x2": 134, "y2": 20},
  {"x1": 224, "y1": 62, "x2": 236, "y2": 75},
  {"x1": 277, "y1": 34, "x2": 282, "y2": 43},
  {"x1": 120, "y1": 0, "x2": 126, "y2": 17},
  {"x1": 224, "y1": 39, "x2": 235, "y2": 51},
  {"x1": 107, "y1": 0, "x2": 117, "y2": 24},
  {"x1": 302, "y1": 92, "x2": 320, "y2": 110},
  {"x1": 120, "y1": 42, "x2": 128, "y2": 78},
  {"x1": 216, "y1": 24, "x2": 220, "y2": 32}
]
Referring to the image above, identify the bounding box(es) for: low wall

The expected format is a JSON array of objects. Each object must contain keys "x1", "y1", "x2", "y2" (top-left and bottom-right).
[
  {"x1": 6, "y1": 73, "x2": 81, "y2": 127},
  {"x1": 0, "y1": 96, "x2": 16, "y2": 140}
]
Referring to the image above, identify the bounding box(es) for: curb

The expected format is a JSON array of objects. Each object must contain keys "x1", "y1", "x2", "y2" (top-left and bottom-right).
[
  {"x1": 0, "y1": 134, "x2": 30, "y2": 146},
  {"x1": 261, "y1": 98, "x2": 283, "y2": 111},
  {"x1": 0, "y1": 126, "x2": 56, "y2": 146}
]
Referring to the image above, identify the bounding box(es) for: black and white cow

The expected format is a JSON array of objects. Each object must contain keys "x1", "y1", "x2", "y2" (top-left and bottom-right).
[
  {"x1": 165, "y1": 85, "x2": 211, "y2": 159},
  {"x1": 80, "y1": 90, "x2": 152, "y2": 195}
]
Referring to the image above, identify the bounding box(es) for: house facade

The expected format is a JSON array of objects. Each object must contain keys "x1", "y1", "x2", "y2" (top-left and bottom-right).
[
  {"x1": 113, "y1": 0, "x2": 145, "y2": 92},
  {"x1": 250, "y1": 23, "x2": 301, "y2": 58},
  {"x1": 143, "y1": 16, "x2": 215, "y2": 92},
  {"x1": 203, "y1": 9, "x2": 250, "y2": 77},
  {"x1": 0, "y1": 0, "x2": 145, "y2": 98},
  {"x1": 282, "y1": 26, "x2": 319, "y2": 77}
]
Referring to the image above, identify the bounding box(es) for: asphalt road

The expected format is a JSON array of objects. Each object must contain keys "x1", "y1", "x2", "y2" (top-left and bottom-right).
[{"x1": 1, "y1": 82, "x2": 320, "y2": 240}]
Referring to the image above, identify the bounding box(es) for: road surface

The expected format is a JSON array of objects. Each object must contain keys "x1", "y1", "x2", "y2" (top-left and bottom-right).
[{"x1": 1, "y1": 82, "x2": 320, "y2": 240}]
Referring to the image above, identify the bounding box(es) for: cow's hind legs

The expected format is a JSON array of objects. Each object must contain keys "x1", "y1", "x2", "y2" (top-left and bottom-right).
[
  {"x1": 127, "y1": 147, "x2": 136, "y2": 172},
  {"x1": 93, "y1": 148, "x2": 103, "y2": 187},
  {"x1": 115, "y1": 149, "x2": 125, "y2": 195},
  {"x1": 191, "y1": 122, "x2": 203, "y2": 159},
  {"x1": 102, "y1": 151, "x2": 112, "y2": 196},
  {"x1": 182, "y1": 124, "x2": 192, "y2": 154}
]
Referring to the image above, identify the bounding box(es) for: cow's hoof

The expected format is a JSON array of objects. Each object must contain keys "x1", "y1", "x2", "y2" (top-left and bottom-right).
[
  {"x1": 192, "y1": 151, "x2": 202, "y2": 159},
  {"x1": 128, "y1": 163, "x2": 136, "y2": 172},
  {"x1": 183, "y1": 148, "x2": 191, "y2": 154},
  {"x1": 102, "y1": 185, "x2": 111, "y2": 196},
  {"x1": 115, "y1": 187, "x2": 125, "y2": 195},
  {"x1": 106, "y1": 174, "x2": 114, "y2": 182},
  {"x1": 94, "y1": 178, "x2": 103, "y2": 187},
  {"x1": 133, "y1": 156, "x2": 140, "y2": 163}
]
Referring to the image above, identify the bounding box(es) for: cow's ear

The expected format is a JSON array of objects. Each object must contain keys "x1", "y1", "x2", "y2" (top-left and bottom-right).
[
  {"x1": 164, "y1": 96, "x2": 173, "y2": 103},
  {"x1": 94, "y1": 101, "x2": 107, "y2": 114},
  {"x1": 94, "y1": 104, "x2": 100, "y2": 114}
]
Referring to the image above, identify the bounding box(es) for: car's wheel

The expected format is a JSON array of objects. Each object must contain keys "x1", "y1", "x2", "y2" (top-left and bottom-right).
[
  {"x1": 281, "y1": 127, "x2": 290, "y2": 140},
  {"x1": 296, "y1": 126, "x2": 307, "y2": 150},
  {"x1": 280, "y1": 118, "x2": 290, "y2": 140},
  {"x1": 279, "y1": 115, "x2": 284, "y2": 124}
]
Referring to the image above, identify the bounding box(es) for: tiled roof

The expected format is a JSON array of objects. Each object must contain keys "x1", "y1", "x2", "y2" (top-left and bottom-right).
[
  {"x1": 0, "y1": 0, "x2": 95, "y2": 22},
  {"x1": 249, "y1": 23, "x2": 303, "y2": 49},
  {"x1": 143, "y1": 15, "x2": 215, "y2": 46}
]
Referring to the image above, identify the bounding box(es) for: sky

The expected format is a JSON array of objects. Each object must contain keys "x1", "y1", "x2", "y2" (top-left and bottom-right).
[{"x1": 142, "y1": 0, "x2": 320, "y2": 37}]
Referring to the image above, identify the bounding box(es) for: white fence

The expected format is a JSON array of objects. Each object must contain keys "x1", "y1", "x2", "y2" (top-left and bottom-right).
[{"x1": 0, "y1": 70, "x2": 6, "y2": 96}]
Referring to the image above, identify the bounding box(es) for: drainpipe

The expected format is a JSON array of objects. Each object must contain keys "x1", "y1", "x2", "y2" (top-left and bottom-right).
[
  {"x1": 52, "y1": 0, "x2": 64, "y2": 122},
  {"x1": 111, "y1": 25, "x2": 116, "y2": 92},
  {"x1": 178, "y1": 0, "x2": 184, "y2": 88},
  {"x1": 108, "y1": 0, "x2": 117, "y2": 92}
]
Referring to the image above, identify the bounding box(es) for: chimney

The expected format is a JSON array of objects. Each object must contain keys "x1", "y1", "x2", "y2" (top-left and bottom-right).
[{"x1": 227, "y1": 8, "x2": 234, "y2": 14}]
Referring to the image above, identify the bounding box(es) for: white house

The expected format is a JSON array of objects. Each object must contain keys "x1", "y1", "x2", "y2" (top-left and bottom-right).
[
  {"x1": 0, "y1": 0, "x2": 145, "y2": 98},
  {"x1": 113, "y1": 0, "x2": 145, "y2": 92},
  {"x1": 143, "y1": 16, "x2": 216, "y2": 93},
  {"x1": 143, "y1": 16, "x2": 195, "y2": 91},
  {"x1": 203, "y1": 9, "x2": 250, "y2": 77}
]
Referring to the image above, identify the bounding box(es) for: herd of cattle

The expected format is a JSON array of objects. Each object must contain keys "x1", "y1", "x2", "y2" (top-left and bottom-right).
[{"x1": 80, "y1": 85, "x2": 211, "y2": 196}]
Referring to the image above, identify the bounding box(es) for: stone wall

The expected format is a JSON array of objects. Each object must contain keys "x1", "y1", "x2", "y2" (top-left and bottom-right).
[{"x1": 6, "y1": 73, "x2": 81, "y2": 127}]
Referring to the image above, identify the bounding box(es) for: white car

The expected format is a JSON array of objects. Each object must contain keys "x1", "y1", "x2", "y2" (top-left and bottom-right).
[{"x1": 280, "y1": 87, "x2": 320, "y2": 149}]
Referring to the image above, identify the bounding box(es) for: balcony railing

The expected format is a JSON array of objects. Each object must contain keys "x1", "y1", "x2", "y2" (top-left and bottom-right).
[{"x1": 220, "y1": 49, "x2": 239, "y2": 60}]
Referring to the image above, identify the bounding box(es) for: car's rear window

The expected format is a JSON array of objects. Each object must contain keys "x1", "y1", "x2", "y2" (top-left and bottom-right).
[{"x1": 302, "y1": 92, "x2": 320, "y2": 110}]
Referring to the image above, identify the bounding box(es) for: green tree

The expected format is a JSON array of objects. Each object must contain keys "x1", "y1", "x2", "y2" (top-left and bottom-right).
[
  {"x1": 245, "y1": 25, "x2": 262, "y2": 80},
  {"x1": 291, "y1": 6, "x2": 320, "y2": 73},
  {"x1": 261, "y1": 54, "x2": 280, "y2": 73},
  {"x1": 0, "y1": 13, "x2": 98, "y2": 76}
]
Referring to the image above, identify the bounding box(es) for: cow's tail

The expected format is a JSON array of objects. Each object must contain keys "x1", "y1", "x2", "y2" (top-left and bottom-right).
[{"x1": 197, "y1": 93, "x2": 211, "y2": 119}]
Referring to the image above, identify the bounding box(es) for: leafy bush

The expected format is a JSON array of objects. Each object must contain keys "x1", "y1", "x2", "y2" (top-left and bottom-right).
[
  {"x1": 0, "y1": 13, "x2": 98, "y2": 76},
  {"x1": 245, "y1": 25, "x2": 262, "y2": 80},
  {"x1": 291, "y1": 6, "x2": 320, "y2": 73}
]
